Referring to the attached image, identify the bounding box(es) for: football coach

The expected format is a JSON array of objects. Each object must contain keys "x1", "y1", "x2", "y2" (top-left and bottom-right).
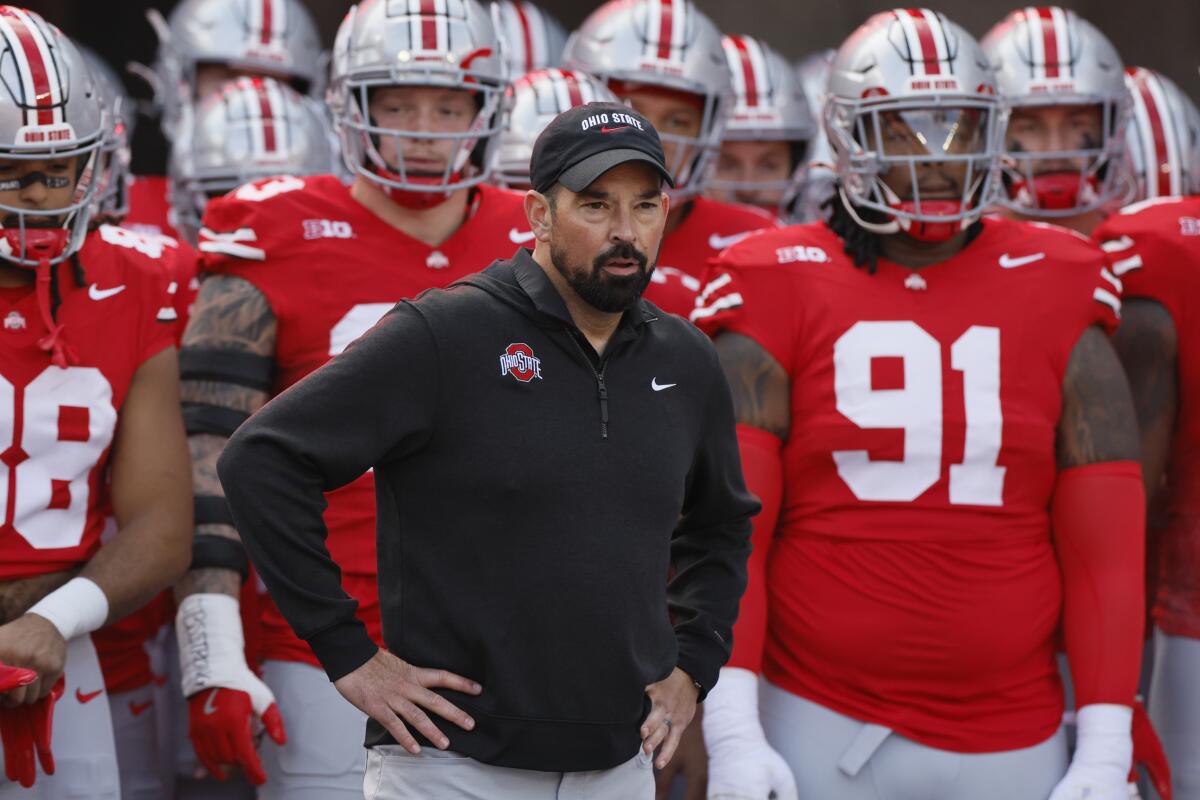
[{"x1": 216, "y1": 102, "x2": 758, "y2": 799}]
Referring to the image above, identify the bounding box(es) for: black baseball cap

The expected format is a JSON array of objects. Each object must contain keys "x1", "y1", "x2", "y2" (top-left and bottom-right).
[{"x1": 529, "y1": 102, "x2": 675, "y2": 194}]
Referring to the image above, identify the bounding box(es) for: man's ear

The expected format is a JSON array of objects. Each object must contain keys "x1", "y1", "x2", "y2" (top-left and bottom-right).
[
  {"x1": 524, "y1": 190, "x2": 554, "y2": 243},
  {"x1": 661, "y1": 190, "x2": 670, "y2": 218}
]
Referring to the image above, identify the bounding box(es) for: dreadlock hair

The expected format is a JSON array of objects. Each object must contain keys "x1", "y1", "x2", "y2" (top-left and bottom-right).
[
  {"x1": 48, "y1": 252, "x2": 87, "y2": 322},
  {"x1": 822, "y1": 182, "x2": 985, "y2": 275}
]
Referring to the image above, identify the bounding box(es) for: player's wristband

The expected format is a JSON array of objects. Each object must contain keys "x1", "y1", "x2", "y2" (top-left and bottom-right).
[
  {"x1": 1074, "y1": 704, "x2": 1133, "y2": 773},
  {"x1": 27, "y1": 577, "x2": 109, "y2": 642},
  {"x1": 176, "y1": 593, "x2": 247, "y2": 697}
]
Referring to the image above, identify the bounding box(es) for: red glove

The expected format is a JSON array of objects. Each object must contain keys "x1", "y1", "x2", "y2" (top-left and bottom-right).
[
  {"x1": 188, "y1": 687, "x2": 286, "y2": 785},
  {"x1": 0, "y1": 676, "x2": 63, "y2": 788},
  {"x1": 1131, "y1": 699, "x2": 1171, "y2": 800},
  {"x1": 0, "y1": 663, "x2": 35, "y2": 693}
]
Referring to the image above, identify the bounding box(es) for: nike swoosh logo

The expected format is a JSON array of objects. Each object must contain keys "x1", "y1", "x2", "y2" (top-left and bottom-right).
[
  {"x1": 203, "y1": 689, "x2": 220, "y2": 715},
  {"x1": 600, "y1": 126, "x2": 631, "y2": 134},
  {"x1": 651, "y1": 378, "x2": 677, "y2": 392},
  {"x1": 708, "y1": 231, "x2": 753, "y2": 250},
  {"x1": 998, "y1": 252, "x2": 1045, "y2": 268},
  {"x1": 76, "y1": 688, "x2": 103, "y2": 704},
  {"x1": 129, "y1": 699, "x2": 154, "y2": 716},
  {"x1": 88, "y1": 284, "x2": 126, "y2": 301},
  {"x1": 508, "y1": 228, "x2": 535, "y2": 244}
]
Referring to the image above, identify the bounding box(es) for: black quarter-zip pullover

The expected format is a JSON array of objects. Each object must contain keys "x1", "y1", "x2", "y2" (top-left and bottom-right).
[{"x1": 217, "y1": 248, "x2": 758, "y2": 772}]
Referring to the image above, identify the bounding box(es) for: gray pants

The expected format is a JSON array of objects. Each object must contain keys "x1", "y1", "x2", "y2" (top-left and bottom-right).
[
  {"x1": 0, "y1": 636, "x2": 120, "y2": 800},
  {"x1": 1149, "y1": 629, "x2": 1200, "y2": 800},
  {"x1": 258, "y1": 659, "x2": 368, "y2": 800},
  {"x1": 760, "y1": 679, "x2": 1069, "y2": 800},
  {"x1": 108, "y1": 685, "x2": 165, "y2": 800},
  {"x1": 363, "y1": 747, "x2": 654, "y2": 800}
]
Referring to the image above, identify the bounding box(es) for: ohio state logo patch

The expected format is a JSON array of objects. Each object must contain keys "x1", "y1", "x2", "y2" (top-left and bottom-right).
[{"x1": 499, "y1": 343, "x2": 543, "y2": 382}]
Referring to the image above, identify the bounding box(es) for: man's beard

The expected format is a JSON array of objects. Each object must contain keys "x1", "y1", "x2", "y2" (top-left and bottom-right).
[{"x1": 550, "y1": 240, "x2": 653, "y2": 313}]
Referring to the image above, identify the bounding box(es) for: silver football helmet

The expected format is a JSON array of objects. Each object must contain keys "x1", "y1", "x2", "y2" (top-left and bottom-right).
[
  {"x1": 169, "y1": 76, "x2": 336, "y2": 244},
  {"x1": 492, "y1": 68, "x2": 616, "y2": 189},
  {"x1": 825, "y1": 9, "x2": 1004, "y2": 241},
  {"x1": 0, "y1": 7, "x2": 105, "y2": 267},
  {"x1": 982, "y1": 7, "x2": 1131, "y2": 217},
  {"x1": 328, "y1": 0, "x2": 509, "y2": 209},
  {"x1": 791, "y1": 49, "x2": 836, "y2": 222},
  {"x1": 493, "y1": 1, "x2": 567, "y2": 76},
  {"x1": 562, "y1": 0, "x2": 732, "y2": 200},
  {"x1": 1124, "y1": 66, "x2": 1200, "y2": 201},
  {"x1": 709, "y1": 34, "x2": 815, "y2": 218},
  {"x1": 148, "y1": 0, "x2": 324, "y2": 139},
  {"x1": 77, "y1": 45, "x2": 134, "y2": 224}
]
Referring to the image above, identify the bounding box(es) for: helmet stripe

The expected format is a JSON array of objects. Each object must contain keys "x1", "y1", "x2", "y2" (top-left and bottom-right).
[
  {"x1": 512, "y1": 1, "x2": 535, "y2": 73},
  {"x1": 260, "y1": 0, "x2": 273, "y2": 45},
  {"x1": 254, "y1": 78, "x2": 278, "y2": 155},
  {"x1": 728, "y1": 36, "x2": 759, "y2": 107},
  {"x1": 1133, "y1": 69, "x2": 1177, "y2": 196},
  {"x1": 0, "y1": 7, "x2": 57, "y2": 126},
  {"x1": 1035, "y1": 7, "x2": 1060, "y2": 79},
  {"x1": 656, "y1": 0, "x2": 675, "y2": 61},
  {"x1": 897, "y1": 9, "x2": 941, "y2": 76},
  {"x1": 560, "y1": 69, "x2": 583, "y2": 107}
]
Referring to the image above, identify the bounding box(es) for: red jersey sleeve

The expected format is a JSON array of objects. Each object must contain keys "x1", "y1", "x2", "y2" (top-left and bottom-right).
[
  {"x1": 691, "y1": 228, "x2": 811, "y2": 373},
  {"x1": 197, "y1": 176, "x2": 311, "y2": 274}
]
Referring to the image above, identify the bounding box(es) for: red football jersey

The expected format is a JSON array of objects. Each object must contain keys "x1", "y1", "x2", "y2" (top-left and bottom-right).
[
  {"x1": 123, "y1": 175, "x2": 180, "y2": 241},
  {"x1": 657, "y1": 196, "x2": 779, "y2": 280},
  {"x1": 1095, "y1": 195, "x2": 1200, "y2": 639},
  {"x1": 644, "y1": 265, "x2": 701, "y2": 319},
  {"x1": 199, "y1": 175, "x2": 530, "y2": 663},
  {"x1": 0, "y1": 231, "x2": 177, "y2": 579},
  {"x1": 697, "y1": 216, "x2": 1120, "y2": 753}
]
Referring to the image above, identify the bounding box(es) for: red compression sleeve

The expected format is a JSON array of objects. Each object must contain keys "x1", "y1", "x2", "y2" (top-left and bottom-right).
[
  {"x1": 1052, "y1": 460, "x2": 1145, "y2": 708},
  {"x1": 727, "y1": 424, "x2": 783, "y2": 673}
]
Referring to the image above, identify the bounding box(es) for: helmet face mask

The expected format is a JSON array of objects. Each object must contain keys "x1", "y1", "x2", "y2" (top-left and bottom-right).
[
  {"x1": 329, "y1": 0, "x2": 510, "y2": 208},
  {"x1": 709, "y1": 34, "x2": 816, "y2": 217},
  {"x1": 825, "y1": 9, "x2": 1004, "y2": 242},
  {"x1": 0, "y1": 7, "x2": 104, "y2": 267},
  {"x1": 982, "y1": 6, "x2": 1132, "y2": 218},
  {"x1": 829, "y1": 96, "x2": 1003, "y2": 239}
]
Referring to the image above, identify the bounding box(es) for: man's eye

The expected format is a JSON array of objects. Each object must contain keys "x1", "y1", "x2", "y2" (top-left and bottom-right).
[{"x1": 586, "y1": 201, "x2": 606, "y2": 210}]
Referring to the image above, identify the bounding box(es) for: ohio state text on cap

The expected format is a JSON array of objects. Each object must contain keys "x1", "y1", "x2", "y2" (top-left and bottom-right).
[{"x1": 529, "y1": 102, "x2": 675, "y2": 194}]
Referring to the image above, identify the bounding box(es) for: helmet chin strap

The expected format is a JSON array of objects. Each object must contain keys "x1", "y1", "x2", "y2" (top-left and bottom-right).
[
  {"x1": 840, "y1": 183, "x2": 974, "y2": 243},
  {"x1": 1, "y1": 228, "x2": 76, "y2": 368},
  {"x1": 373, "y1": 168, "x2": 455, "y2": 210}
]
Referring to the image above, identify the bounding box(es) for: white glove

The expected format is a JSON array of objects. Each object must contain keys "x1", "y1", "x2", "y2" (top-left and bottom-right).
[
  {"x1": 176, "y1": 593, "x2": 275, "y2": 713},
  {"x1": 703, "y1": 667, "x2": 798, "y2": 800},
  {"x1": 1049, "y1": 704, "x2": 1135, "y2": 800}
]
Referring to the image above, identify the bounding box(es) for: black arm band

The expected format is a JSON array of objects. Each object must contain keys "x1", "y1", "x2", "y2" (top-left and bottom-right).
[
  {"x1": 183, "y1": 403, "x2": 250, "y2": 438},
  {"x1": 194, "y1": 495, "x2": 235, "y2": 527},
  {"x1": 190, "y1": 533, "x2": 249, "y2": 581},
  {"x1": 179, "y1": 348, "x2": 275, "y2": 392}
]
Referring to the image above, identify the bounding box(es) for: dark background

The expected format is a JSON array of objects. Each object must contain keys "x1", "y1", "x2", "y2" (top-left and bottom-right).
[{"x1": 22, "y1": 0, "x2": 1200, "y2": 173}]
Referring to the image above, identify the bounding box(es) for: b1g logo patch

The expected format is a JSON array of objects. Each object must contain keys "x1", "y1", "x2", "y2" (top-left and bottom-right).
[{"x1": 499, "y1": 343, "x2": 543, "y2": 383}]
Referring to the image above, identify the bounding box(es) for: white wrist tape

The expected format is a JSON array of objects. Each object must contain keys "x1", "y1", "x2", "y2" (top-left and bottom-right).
[
  {"x1": 1074, "y1": 703, "x2": 1134, "y2": 772},
  {"x1": 27, "y1": 577, "x2": 109, "y2": 642},
  {"x1": 176, "y1": 593, "x2": 275, "y2": 714},
  {"x1": 703, "y1": 667, "x2": 765, "y2": 744}
]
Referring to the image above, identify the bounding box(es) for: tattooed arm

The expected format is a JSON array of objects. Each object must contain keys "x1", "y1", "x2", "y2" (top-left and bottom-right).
[
  {"x1": 175, "y1": 275, "x2": 276, "y2": 602},
  {"x1": 1057, "y1": 324, "x2": 1140, "y2": 468},
  {"x1": 712, "y1": 332, "x2": 791, "y2": 438},
  {"x1": 1111, "y1": 298, "x2": 1178, "y2": 502}
]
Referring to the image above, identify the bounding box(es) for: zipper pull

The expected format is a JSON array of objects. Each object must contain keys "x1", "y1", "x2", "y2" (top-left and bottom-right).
[{"x1": 597, "y1": 376, "x2": 609, "y2": 439}]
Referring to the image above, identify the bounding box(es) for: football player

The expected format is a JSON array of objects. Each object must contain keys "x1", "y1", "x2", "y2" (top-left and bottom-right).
[
  {"x1": 492, "y1": 0, "x2": 567, "y2": 78},
  {"x1": 695, "y1": 10, "x2": 1144, "y2": 799},
  {"x1": 708, "y1": 34, "x2": 815, "y2": 222},
  {"x1": 174, "y1": 1, "x2": 530, "y2": 797},
  {"x1": 490, "y1": 68, "x2": 701, "y2": 318},
  {"x1": 563, "y1": 0, "x2": 780, "y2": 286},
  {"x1": 0, "y1": 7, "x2": 191, "y2": 797},
  {"x1": 1094, "y1": 65, "x2": 1200, "y2": 800},
  {"x1": 983, "y1": 7, "x2": 1131, "y2": 236},
  {"x1": 125, "y1": 0, "x2": 324, "y2": 241}
]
